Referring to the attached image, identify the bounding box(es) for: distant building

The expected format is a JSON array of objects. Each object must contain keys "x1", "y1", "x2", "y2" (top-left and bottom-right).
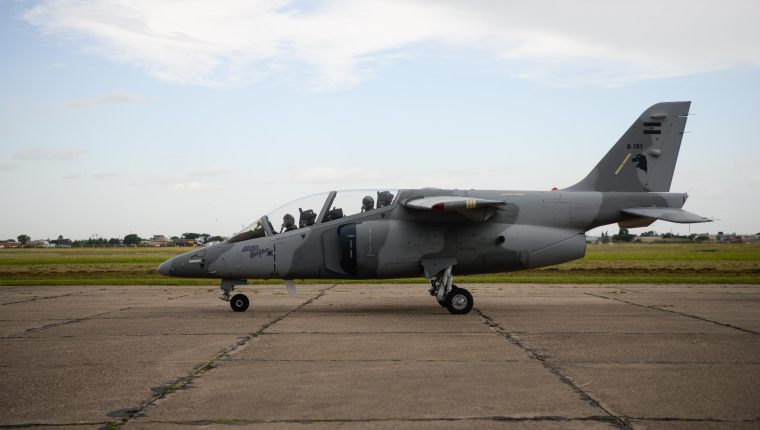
[
  {"x1": 743, "y1": 234, "x2": 760, "y2": 244},
  {"x1": 0, "y1": 241, "x2": 20, "y2": 248},
  {"x1": 26, "y1": 240, "x2": 51, "y2": 248},
  {"x1": 147, "y1": 235, "x2": 170, "y2": 247},
  {"x1": 636, "y1": 236, "x2": 661, "y2": 243},
  {"x1": 172, "y1": 238, "x2": 195, "y2": 247},
  {"x1": 709, "y1": 232, "x2": 741, "y2": 243}
]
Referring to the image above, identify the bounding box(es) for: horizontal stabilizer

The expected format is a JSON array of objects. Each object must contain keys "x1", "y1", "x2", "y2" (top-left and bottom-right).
[
  {"x1": 621, "y1": 207, "x2": 711, "y2": 224},
  {"x1": 403, "y1": 196, "x2": 503, "y2": 211}
]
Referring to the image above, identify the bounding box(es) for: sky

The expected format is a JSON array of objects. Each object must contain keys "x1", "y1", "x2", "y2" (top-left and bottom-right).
[{"x1": 1, "y1": 0, "x2": 759, "y2": 240}]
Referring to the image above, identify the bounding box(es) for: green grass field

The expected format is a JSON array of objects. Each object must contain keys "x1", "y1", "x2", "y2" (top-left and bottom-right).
[{"x1": 1, "y1": 243, "x2": 758, "y2": 286}]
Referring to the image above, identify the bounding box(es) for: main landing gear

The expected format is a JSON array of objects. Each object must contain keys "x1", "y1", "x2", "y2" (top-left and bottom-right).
[
  {"x1": 429, "y1": 266, "x2": 474, "y2": 315},
  {"x1": 220, "y1": 279, "x2": 249, "y2": 312}
]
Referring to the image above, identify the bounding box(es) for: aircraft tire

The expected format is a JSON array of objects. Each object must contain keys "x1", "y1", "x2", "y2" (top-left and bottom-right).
[
  {"x1": 230, "y1": 294, "x2": 249, "y2": 312},
  {"x1": 445, "y1": 287, "x2": 473, "y2": 315}
]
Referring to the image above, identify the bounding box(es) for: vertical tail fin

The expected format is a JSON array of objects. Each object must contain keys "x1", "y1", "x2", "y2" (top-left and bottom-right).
[{"x1": 567, "y1": 101, "x2": 691, "y2": 192}]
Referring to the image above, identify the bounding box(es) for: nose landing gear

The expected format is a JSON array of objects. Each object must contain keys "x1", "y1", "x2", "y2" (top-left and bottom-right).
[
  {"x1": 428, "y1": 266, "x2": 474, "y2": 315},
  {"x1": 220, "y1": 279, "x2": 250, "y2": 312}
]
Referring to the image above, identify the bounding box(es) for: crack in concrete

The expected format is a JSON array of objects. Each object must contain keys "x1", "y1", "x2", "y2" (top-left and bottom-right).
[
  {"x1": 476, "y1": 308, "x2": 633, "y2": 430},
  {"x1": 510, "y1": 331, "x2": 734, "y2": 335},
  {"x1": 629, "y1": 416, "x2": 760, "y2": 422},
  {"x1": 227, "y1": 358, "x2": 527, "y2": 363},
  {"x1": 8, "y1": 332, "x2": 256, "y2": 339},
  {"x1": 0, "y1": 307, "x2": 133, "y2": 339},
  {"x1": 103, "y1": 284, "x2": 336, "y2": 430},
  {"x1": 552, "y1": 360, "x2": 760, "y2": 365},
  {"x1": 0, "y1": 421, "x2": 114, "y2": 428},
  {"x1": 0, "y1": 291, "x2": 89, "y2": 307},
  {"x1": 24, "y1": 308, "x2": 133, "y2": 334},
  {"x1": 126, "y1": 415, "x2": 620, "y2": 426},
  {"x1": 165, "y1": 292, "x2": 203, "y2": 301},
  {"x1": 4, "y1": 415, "x2": 756, "y2": 428},
  {"x1": 585, "y1": 292, "x2": 760, "y2": 335},
  {"x1": 257, "y1": 331, "x2": 491, "y2": 334}
]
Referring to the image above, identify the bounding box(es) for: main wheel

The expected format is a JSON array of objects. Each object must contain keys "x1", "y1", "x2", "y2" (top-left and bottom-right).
[
  {"x1": 445, "y1": 287, "x2": 473, "y2": 315},
  {"x1": 230, "y1": 294, "x2": 249, "y2": 312}
]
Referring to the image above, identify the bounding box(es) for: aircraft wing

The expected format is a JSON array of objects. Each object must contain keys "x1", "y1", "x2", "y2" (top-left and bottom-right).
[
  {"x1": 621, "y1": 207, "x2": 711, "y2": 224},
  {"x1": 402, "y1": 196, "x2": 504, "y2": 211}
]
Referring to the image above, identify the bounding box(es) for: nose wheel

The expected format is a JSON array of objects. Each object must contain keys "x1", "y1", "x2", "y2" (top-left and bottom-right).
[
  {"x1": 230, "y1": 294, "x2": 249, "y2": 312},
  {"x1": 429, "y1": 266, "x2": 474, "y2": 315},
  {"x1": 220, "y1": 279, "x2": 250, "y2": 312}
]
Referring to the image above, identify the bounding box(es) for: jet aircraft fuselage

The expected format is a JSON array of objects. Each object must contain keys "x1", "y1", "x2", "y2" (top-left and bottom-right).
[
  {"x1": 158, "y1": 102, "x2": 710, "y2": 314},
  {"x1": 158, "y1": 189, "x2": 694, "y2": 280}
]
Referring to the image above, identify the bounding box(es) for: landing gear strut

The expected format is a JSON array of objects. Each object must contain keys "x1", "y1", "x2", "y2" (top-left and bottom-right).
[
  {"x1": 220, "y1": 279, "x2": 249, "y2": 312},
  {"x1": 429, "y1": 267, "x2": 474, "y2": 315}
]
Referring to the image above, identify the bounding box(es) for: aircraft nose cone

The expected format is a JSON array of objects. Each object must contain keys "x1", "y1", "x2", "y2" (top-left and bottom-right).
[{"x1": 157, "y1": 259, "x2": 173, "y2": 276}]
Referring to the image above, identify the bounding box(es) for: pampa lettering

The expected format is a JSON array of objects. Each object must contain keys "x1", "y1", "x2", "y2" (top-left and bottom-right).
[{"x1": 241, "y1": 245, "x2": 271, "y2": 258}]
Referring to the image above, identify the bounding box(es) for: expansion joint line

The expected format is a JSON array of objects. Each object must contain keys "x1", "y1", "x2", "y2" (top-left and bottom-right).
[
  {"x1": 105, "y1": 284, "x2": 336, "y2": 430},
  {"x1": 0, "y1": 420, "x2": 114, "y2": 429},
  {"x1": 131, "y1": 415, "x2": 623, "y2": 426},
  {"x1": 0, "y1": 290, "x2": 89, "y2": 307},
  {"x1": 475, "y1": 309, "x2": 633, "y2": 430},
  {"x1": 0, "y1": 307, "x2": 134, "y2": 339},
  {"x1": 584, "y1": 292, "x2": 759, "y2": 336}
]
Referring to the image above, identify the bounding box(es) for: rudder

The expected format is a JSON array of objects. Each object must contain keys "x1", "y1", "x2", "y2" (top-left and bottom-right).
[{"x1": 566, "y1": 101, "x2": 691, "y2": 192}]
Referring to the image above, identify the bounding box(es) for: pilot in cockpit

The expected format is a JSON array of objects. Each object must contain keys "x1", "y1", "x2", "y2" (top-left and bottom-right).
[
  {"x1": 377, "y1": 190, "x2": 394, "y2": 208},
  {"x1": 361, "y1": 196, "x2": 374, "y2": 212},
  {"x1": 281, "y1": 214, "x2": 297, "y2": 233},
  {"x1": 299, "y1": 208, "x2": 317, "y2": 227}
]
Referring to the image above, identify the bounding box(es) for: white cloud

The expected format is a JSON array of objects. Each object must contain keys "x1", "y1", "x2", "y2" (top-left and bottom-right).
[
  {"x1": 24, "y1": 0, "x2": 760, "y2": 88},
  {"x1": 14, "y1": 146, "x2": 87, "y2": 161},
  {"x1": 66, "y1": 91, "x2": 153, "y2": 109},
  {"x1": 62, "y1": 173, "x2": 84, "y2": 179},
  {"x1": 172, "y1": 181, "x2": 214, "y2": 191},
  {"x1": 187, "y1": 166, "x2": 228, "y2": 177}
]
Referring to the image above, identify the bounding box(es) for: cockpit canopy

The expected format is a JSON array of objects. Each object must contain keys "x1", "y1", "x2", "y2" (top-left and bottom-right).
[{"x1": 229, "y1": 189, "x2": 399, "y2": 243}]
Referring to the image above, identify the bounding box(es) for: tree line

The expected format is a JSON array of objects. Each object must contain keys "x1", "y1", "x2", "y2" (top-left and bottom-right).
[
  {"x1": 5, "y1": 232, "x2": 227, "y2": 247},
  {"x1": 599, "y1": 228, "x2": 709, "y2": 243}
]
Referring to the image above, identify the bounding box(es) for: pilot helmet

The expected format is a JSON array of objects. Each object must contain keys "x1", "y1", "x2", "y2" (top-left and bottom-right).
[
  {"x1": 377, "y1": 190, "x2": 393, "y2": 207},
  {"x1": 282, "y1": 213, "x2": 295, "y2": 227},
  {"x1": 361, "y1": 195, "x2": 374, "y2": 211}
]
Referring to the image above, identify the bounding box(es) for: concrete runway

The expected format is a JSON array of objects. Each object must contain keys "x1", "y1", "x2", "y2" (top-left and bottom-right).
[{"x1": 0, "y1": 283, "x2": 758, "y2": 429}]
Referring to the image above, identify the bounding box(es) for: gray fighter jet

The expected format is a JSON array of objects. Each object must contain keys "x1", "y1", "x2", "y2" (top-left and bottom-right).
[{"x1": 158, "y1": 101, "x2": 710, "y2": 314}]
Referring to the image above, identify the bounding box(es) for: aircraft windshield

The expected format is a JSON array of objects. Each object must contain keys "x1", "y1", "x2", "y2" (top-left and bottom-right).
[
  {"x1": 229, "y1": 220, "x2": 265, "y2": 243},
  {"x1": 234, "y1": 190, "x2": 400, "y2": 238},
  {"x1": 266, "y1": 192, "x2": 331, "y2": 234}
]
